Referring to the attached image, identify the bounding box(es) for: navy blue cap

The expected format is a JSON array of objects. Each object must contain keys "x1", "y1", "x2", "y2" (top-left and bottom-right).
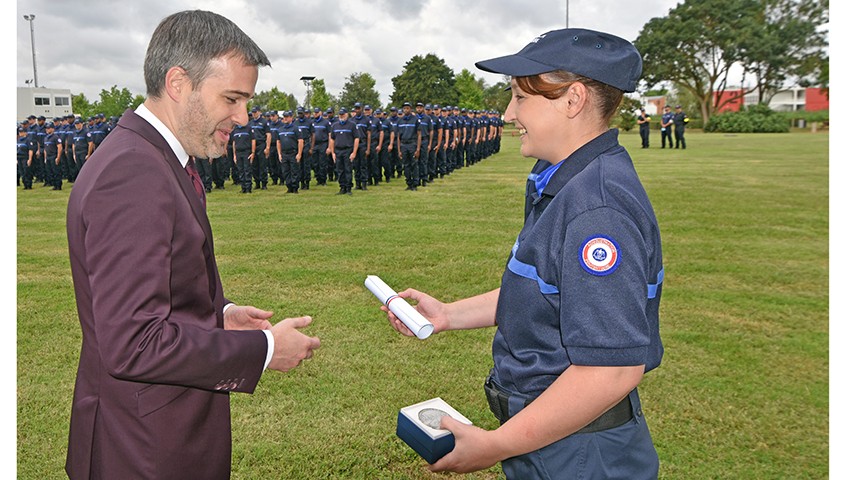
[
  {"x1": 402, "y1": 102, "x2": 411, "y2": 107},
  {"x1": 27, "y1": 115, "x2": 36, "y2": 120},
  {"x1": 313, "y1": 107, "x2": 321, "y2": 113},
  {"x1": 74, "y1": 118, "x2": 83, "y2": 124},
  {"x1": 390, "y1": 106, "x2": 398, "y2": 111},
  {"x1": 353, "y1": 102, "x2": 362, "y2": 108},
  {"x1": 282, "y1": 110, "x2": 292, "y2": 117},
  {"x1": 338, "y1": 107, "x2": 348, "y2": 114},
  {"x1": 37, "y1": 115, "x2": 46, "y2": 121},
  {"x1": 326, "y1": 107, "x2": 334, "y2": 113},
  {"x1": 18, "y1": 126, "x2": 25, "y2": 133},
  {"x1": 364, "y1": 105, "x2": 372, "y2": 110},
  {"x1": 475, "y1": 28, "x2": 642, "y2": 92},
  {"x1": 416, "y1": 102, "x2": 424, "y2": 107},
  {"x1": 375, "y1": 108, "x2": 382, "y2": 114},
  {"x1": 424, "y1": 104, "x2": 432, "y2": 109},
  {"x1": 250, "y1": 106, "x2": 261, "y2": 113},
  {"x1": 97, "y1": 113, "x2": 105, "y2": 118},
  {"x1": 44, "y1": 122, "x2": 55, "y2": 129},
  {"x1": 297, "y1": 106, "x2": 304, "y2": 113}
]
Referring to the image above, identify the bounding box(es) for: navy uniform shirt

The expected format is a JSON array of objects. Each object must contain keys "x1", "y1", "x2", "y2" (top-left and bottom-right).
[
  {"x1": 310, "y1": 116, "x2": 330, "y2": 144},
  {"x1": 673, "y1": 112, "x2": 687, "y2": 131},
  {"x1": 250, "y1": 116, "x2": 268, "y2": 148},
  {"x1": 277, "y1": 122, "x2": 302, "y2": 153},
  {"x1": 352, "y1": 114, "x2": 370, "y2": 148},
  {"x1": 44, "y1": 132, "x2": 62, "y2": 159},
  {"x1": 295, "y1": 117, "x2": 312, "y2": 145},
  {"x1": 492, "y1": 129, "x2": 664, "y2": 398},
  {"x1": 231, "y1": 124, "x2": 252, "y2": 153},
  {"x1": 330, "y1": 119, "x2": 359, "y2": 149},
  {"x1": 417, "y1": 113, "x2": 431, "y2": 141},
  {"x1": 368, "y1": 115, "x2": 382, "y2": 147},
  {"x1": 89, "y1": 121, "x2": 107, "y2": 146},
  {"x1": 396, "y1": 113, "x2": 420, "y2": 146},
  {"x1": 17, "y1": 135, "x2": 34, "y2": 159},
  {"x1": 379, "y1": 117, "x2": 392, "y2": 146},
  {"x1": 73, "y1": 126, "x2": 91, "y2": 153},
  {"x1": 267, "y1": 119, "x2": 281, "y2": 151}
]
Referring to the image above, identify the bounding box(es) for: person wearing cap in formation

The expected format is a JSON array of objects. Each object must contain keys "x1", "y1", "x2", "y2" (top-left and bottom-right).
[
  {"x1": 58, "y1": 117, "x2": 74, "y2": 182},
  {"x1": 383, "y1": 28, "x2": 663, "y2": 479},
  {"x1": 464, "y1": 109, "x2": 477, "y2": 167},
  {"x1": 266, "y1": 110, "x2": 282, "y2": 185},
  {"x1": 672, "y1": 105, "x2": 687, "y2": 149},
  {"x1": 350, "y1": 103, "x2": 370, "y2": 190},
  {"x1": 636, "y1": 108, "x2": 651, "y2": 148},
  {"x1": 376, "y1": 108, "x2": 393, "y2": 183},
  {"x1": 71, "y1": 118, "x2": 92, "y2": 180},
  {"x1": 295, "y1": 107, "x2": 313, "y2": 190},
  {"x1": 441, "y1": 107, "x2": 455, "y2": 175},
  {"x1": 43, "y1": 122, "x2": 64, "y2": 190},
  {"x1": 387, "y1": 106, "x2": 401, "y2": 179},
  {"x1": 231, "y1": 121, "x2": 254, "y2": 193},
  {"x1": 249, "y1": 106, "x2": 270, "y2": 189},
  {"x1": 34, "y1": 116, "x2": 48, "y2": 184},
  {"x1": 432, "y1": 105, "x2": 447, "y2": 179},
  {"x1": 327, "y1": 107, "x2": 359, "y2": 195},
  {"x1": 195, "y1": 155, "x2": 214, "y2": 193},
  {"x1": 425, "y1": 104, "x2": 439, "y2": 183},
  {"x1": 277, "y1": 111, "x2": 303, "y2": 193},
  {"x1": 414, "y1": 103, "x2": 432, "y2": 186},
  {"x1": 18, "y1": 126, "x2": 35, "y2": 189},
  {"x1": 396, "y1": 102, "x2": 421, "y2": 190},
  {"x1": 365, "y1": 105, "x2": 384, "y2": 185},
  {"x1": 89, "y1": 114, "x2": 108, "y2": 153},
  {"x1": 309, "y1": 107, "x2": 330, "y2": 186},
  {"x1": 659, "y1": 105, "x2": 674, "y2": 149},
  {"x1": 324, "y1": 107, "x2": 337, "y2": 181}
]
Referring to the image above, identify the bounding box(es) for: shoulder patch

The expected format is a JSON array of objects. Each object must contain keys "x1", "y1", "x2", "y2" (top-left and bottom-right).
[{"x1": 579, "y1": 235, "x2": 621, "y2": 276}]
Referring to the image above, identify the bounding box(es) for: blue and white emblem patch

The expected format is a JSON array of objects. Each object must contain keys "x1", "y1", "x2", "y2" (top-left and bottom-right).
[{"x1": 579, "y1": 235, "x2": 621, "y2": 276}]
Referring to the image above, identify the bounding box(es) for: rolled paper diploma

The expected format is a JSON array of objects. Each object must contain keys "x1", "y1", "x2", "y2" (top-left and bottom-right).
[{"x1": 366, "y1": 275, "x2": 434, "y2": 340}]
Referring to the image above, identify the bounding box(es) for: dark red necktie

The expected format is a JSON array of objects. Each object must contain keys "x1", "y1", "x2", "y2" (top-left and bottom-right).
[{"x1": 185, "y1": 157, "x2": 206, "y2": 209}]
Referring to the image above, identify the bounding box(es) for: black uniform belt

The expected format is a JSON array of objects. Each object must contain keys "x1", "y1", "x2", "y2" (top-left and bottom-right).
[{"x1": 484, "y1": 377, "x2": 633, "y2": 434}]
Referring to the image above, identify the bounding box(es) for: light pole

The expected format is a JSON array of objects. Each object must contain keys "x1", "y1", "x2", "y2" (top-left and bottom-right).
[
  {"x1": 23, "y1": 14, "x2": 39, "y2": 88},
  {"x1": 300, "y1": 76, "x2": 315, "y2": 109}
]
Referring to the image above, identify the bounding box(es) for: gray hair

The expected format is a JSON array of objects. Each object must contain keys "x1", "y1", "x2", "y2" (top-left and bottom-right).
[{"x1": 144, "y1": 10, "x2": 270, "y2": 98}]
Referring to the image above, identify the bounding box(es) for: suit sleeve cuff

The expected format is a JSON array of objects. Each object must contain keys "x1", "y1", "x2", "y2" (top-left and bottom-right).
[{"x1": 262, "y1": 329, "x2": 274, "y2": 371}]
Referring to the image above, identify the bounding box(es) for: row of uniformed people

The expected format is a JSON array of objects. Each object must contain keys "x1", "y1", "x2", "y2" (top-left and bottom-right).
[
  {"x1": 17, "y1": 113, "x2": 116, "y2": 190},
  {"x1": 202, "y1": 102, "x2": 503, "y2": 195}
]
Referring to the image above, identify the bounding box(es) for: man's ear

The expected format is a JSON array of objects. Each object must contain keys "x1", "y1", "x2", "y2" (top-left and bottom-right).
[{"x1": 165, "y1": 66, "x2": 191, "y2": 102}]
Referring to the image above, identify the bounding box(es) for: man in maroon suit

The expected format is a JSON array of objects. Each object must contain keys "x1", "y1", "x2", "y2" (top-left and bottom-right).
[{"x1": 65, "y1": 11, "x2": 322, "y2": 479}]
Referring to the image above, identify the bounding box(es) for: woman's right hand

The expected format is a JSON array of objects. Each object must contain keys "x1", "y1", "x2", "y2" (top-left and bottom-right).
[{"x1": 382, "y1": 288, "x2": 448, "y2": 336}]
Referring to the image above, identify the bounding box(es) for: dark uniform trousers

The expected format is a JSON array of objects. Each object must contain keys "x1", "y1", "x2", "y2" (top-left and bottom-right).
[
  {"x1": 427, "y1": 144, "x2": 438, "y2": 181},
  {"x1": 18, "y1": 151, "x2": 32, "y2": 189},
  {"x1": 335, "y1": 147, "x2": 353, "y2": 191},
  {"x1": 380, "y1": 145, "x2": 392, "y2": 182},
  {"x1": 211, "y1": 156, "x2": 227, "y2": 188},
  {"x1": 354, "y1": 142, "x2": 369, "y2": 188},
  {"x1": 312, "y1": 142, "x2": 329, "y2": 184},
  {"x1": 196, "y1": 157, "x2": 213, "y2": 191},
  {"x1": 299, "y1": 149, "x2": 312, "y2": 188},
  {"x1": 268, "y1": 145, "x2": 280, "y2": 184},
  {"x1": 46, "y1": 152, "x2": 62, "y2": 190},
  {"x1": 251, "y1": 149, "x2": 268, "y2": 188},
  {"x1": 418, "y1": 138, "x2": 430, "y2": 182},
  {"x1": 391, "y1": 144, "x2": 401, "y2": 178},
  {"x1": 401, "y1": 143, "x2": 419, "y2": 187},
  {"x1": 661, "y1": 126, "x2": 673, "y2": 148},
  {"x1": 639, "y1": 127, "x2": 650, "y2": 148},
  {"x1": 280, "y1": 150, "x2": 300, "y2": 191},
  {"x1": 74, "y1": 150, "x2": 87, "y2": 181},
  {"x1": 369, "y1": 146, "x2": 381, "y2": 184},
  {"x1": 674, "y1": 128, "x2": 686, "y2": 149},
  {"x1": 235, "y1": 149, "x2": 252, "y2": 192}
]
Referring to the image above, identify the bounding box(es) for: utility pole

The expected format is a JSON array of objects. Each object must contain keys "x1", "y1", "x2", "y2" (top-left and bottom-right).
[
  {"x1": 300, "y1": 76, "x2": 315, "y2": 109},
  {"x1": 23, "y1": 14, "x2": 39, "y2": 88}
]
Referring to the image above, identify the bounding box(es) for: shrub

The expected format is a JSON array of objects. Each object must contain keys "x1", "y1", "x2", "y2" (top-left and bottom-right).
[{"x1": 705, "y1": 104, "x2": 790, "y2": 133}]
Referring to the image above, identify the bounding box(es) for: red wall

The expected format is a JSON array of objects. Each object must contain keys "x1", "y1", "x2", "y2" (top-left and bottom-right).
[{"x1": 805, "y1": 88, "x2": 829, "y2": 111}]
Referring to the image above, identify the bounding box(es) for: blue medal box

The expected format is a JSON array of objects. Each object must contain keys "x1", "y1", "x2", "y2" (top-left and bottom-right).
[{"x1": 396, "y1": 397, "x2": 472, "y2": 464}]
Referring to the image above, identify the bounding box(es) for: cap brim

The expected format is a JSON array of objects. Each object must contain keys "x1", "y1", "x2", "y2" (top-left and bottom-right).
[{"x1": 475, "y1": 54, "x2": 556, "y2": 76}]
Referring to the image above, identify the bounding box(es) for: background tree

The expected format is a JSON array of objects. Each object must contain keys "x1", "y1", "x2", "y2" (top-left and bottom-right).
[
  {"x1": 484, "y1": 81, "x2": 512, "y2": 116},
  {"x1": 71, "y1": 93, "x2": 93, "y2": 119},
  {"x1": 453, "y1": 69, "x2": 485, "y2": 110},
  {"x1": 309, "y1": 78, "x2": 337, "y2": 111},
  {"x1": 635, "y1": 0, "x2": 761, "y2": 126},
  {"x1": 338, "y1": 72, "x2": 380, "y2": 109},
  {"x1": 91, "y1": 85, "x2": 144, "y2": 118},
  {"x1": 612, "y1": 96, "x2": 642, "y2": 131},
  {"x1": 740, "y1": 0, "x2": 828, "y2": 104},
  {"x1": 250, "y1": 87, "x2": 296, "y2": 113},
  {"x1": 390, "y1": 54, "x2": 457, "y2": 106}
]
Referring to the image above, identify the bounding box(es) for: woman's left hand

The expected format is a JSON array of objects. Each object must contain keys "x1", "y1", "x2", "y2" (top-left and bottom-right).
[{"x1": 428, "y1": 416, "x2": 504, "y2": 474}]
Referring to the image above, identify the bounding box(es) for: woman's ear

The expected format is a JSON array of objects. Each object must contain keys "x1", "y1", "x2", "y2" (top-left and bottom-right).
[{"x1": 563, "y1": 82, "x2": 589, "y2": 118}]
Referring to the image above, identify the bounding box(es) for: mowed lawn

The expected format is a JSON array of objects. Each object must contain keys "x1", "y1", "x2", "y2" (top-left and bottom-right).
[{"x1": 17, "y1": 130, "x2": 828, "y2": 479}]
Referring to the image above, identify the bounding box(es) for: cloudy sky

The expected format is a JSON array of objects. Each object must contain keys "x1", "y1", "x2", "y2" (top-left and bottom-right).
[{"x1": 14, "y1": 0, "x2": 678, "y2": 106}]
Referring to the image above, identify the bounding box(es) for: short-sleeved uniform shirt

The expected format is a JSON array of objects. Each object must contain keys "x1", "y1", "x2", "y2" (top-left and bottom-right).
[
  {"x1": 330, "y1": 119, "x2": 359, "y2": 149},
  {"x1": 492, "y1": 129, "x2": 663, "y2": 398},
  {"x1": 278, "y1": 122, "x2": 302, "y2": 153}
]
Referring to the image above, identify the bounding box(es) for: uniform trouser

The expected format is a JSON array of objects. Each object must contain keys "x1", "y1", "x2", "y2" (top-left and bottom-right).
[
  {"x1": 353, "y1": 145, "x2": 368, "y2": 187},
  {"x1": 300, "y1": 148, "x2": 312, "y2": 187},
  {"x1": 437, "y1": 146, "x2": 448, "y2": 176},
  {"x1": 280, "y1": 151, "x2": 300, "y2": 191},
  {"x1": 74, "y1": 151, "x2": 87, "y2": 180},
  {"x1": 400, "y1": 143, "x2": 419, "y2": 187},
  {"x1": 312, "y1": 142, "x2": 328, "y2": 184},
  {"x1": 235, "y1": 149, "x2": 252, "y2": 191},
  {"x1": 18, "y1": 156, "x2": 32, "y2": 188},
  {"x1": 212, "y1": 156, "x2": 227, "y2": 187},
  {"x1": 674, "y1": 129, "x2": 685, "y2": 149},
  {"x1": 418, "y1": 139, "x2": 430, "y2": 180},
  {"x1": 380, "y1": 147, "x2": 392, "y2": 180},
  {"x1": 489, "y1": 378, "x2": 658, "y2": 480},
  {"x1": 61, "y1": 149, "x2": 74, "y2": 181},
  {"x1": 391, "y1": 146, "x2": 401, "y2": 177},
  {"x1": 661, "y1": 128, "x2": 673, "y2": 148},
  {"x1": 46, "y1": 154, "x2": 62, "y2": 189},
  {"x1": 427, "y1": 145, "x2": 438, "y2": 180},
  {"x1": 252, "y1": 148, "x2": 268, "y2": 187},
  {"x1": 640, "y1": 128, "x2": 649, "y2": 148},
  {"x1": 196, "y1": 157, "x2": 213, "y2": 191},
  {"x1": 334, "y1": 148, "x2": 353, "y2": 190},
  {"x1": 327, "y1": 149, "x2": 337, "y2": 181},
  {"x1": 268, "y1": 147, "x2": 280, "y2": 183},
  {"x1": 227, "y1": 149, "x2": 236, "y2": 183},
  {"x1": 369, "y1": 147, "x2": 382, "y2": 183}
]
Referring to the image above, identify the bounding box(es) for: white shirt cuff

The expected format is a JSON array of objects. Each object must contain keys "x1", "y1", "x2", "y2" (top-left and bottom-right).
[{"x1": 262, "y1": 329, "x2": 274, "y2": 371}]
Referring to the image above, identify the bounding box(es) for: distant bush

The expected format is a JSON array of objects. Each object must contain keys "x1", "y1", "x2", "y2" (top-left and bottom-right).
[
  {"x1": 705, "y1": 105, "x2": 790, "y2": 133},
  {"x1": 783, "y1": 109, "x2": 829, "y2": 126}
]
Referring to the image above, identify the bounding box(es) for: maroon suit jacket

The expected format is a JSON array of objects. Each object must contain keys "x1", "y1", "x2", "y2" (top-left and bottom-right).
[{"x1": 65, "y1": 109, "x2": 268, "y2": 479}]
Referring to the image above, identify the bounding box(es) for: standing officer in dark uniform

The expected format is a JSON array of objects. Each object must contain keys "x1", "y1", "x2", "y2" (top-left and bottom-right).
[
  {"x1": 230, "y1": 122, "x2": 253, "y2": 193},
  {"x1": 397, "y1": 102, "x2": 421, "y2": 191},
  {"x1": 71, "y1": 118, "x2": 91, "y2": 180},
  {"x1": 277, "y1": 111, "x2": 303, "y2": 193},
  {"x1": 43, "y1": 122, "x2": 63, "y2": 190},
  {"x1": 266, "y1": 110, "x2": 282, "y2": 185},
  {"x1": 18, "y1": 126, "x2": 35, "y2": 189},
  {"x1": 324, "y1": 107, "x2": 337, "y2": 182},
  {"x1": 388, "y1": 106, "x2": 401, "y2": 179},
  {"x1": 195, "y1": 155, "x2": 213, "y2": 193},
  {"x1": 351, "y1": 103, "x2": 370, "y2": 190},
  {"x1": 295, "y1": 107, "x2": 313, "y2": 190},
  {"x1": 310, "y1": 107, "x2": 330, "y2": 186},
  {"x1": 34, "y1": 116, "x2": 47, "y2": 184},
  {"x1": 89, "y1": 114, "x2": 108, "y2": 153},
  {"x1": 248, "y1": 106, "x2": 269, "y2": 189},
  {"x1": 377, "y1": 108, "x2": 393, "y2": 183},
  {"x1": 660, "y1": 105, "x2": 674, "y2": 149},
  {"x1": 637, "y1": 109, "x2": 651, "y2": 148},
  {"x1": 415, "y1": 103, "x2": 431, "y2": 186},
  {"x1": 366, "y1": 106, "x2": 383, "y2": 185},
  {"x1": 672, "y1": 105, "x2": 687, "y2": 149},
  {"x1": 328, "y1": 107, "x2": 359, "y2": 195}
]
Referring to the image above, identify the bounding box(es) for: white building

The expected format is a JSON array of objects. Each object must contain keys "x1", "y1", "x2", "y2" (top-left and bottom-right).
[{"x1": 17, "y1": 87, "x2": 73, "y2": 121}]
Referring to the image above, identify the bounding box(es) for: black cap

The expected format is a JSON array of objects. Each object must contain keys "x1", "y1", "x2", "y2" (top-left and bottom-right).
[
  {"x1": 403, "y1": 102, "x2": 411, "y2": 107},
  {"x1": 675, "y1": 105, "x2": 682, "y2": 109},
  {"x1": 390, "y1": 106, "x2": 397, "y2": 111},
  {"x1": 326, "y1": 107, "x2": 334, "y2": 113},
  {"x1": 27, "y1": 115, "x2": 36, "y2": 120},
  {"x1": 338, "y1": 107, "x2": 348, "y2": 114},
  {"x1": 475, "y1": 28, "x2": 642, "y2": 92},
  {"x1": 313, "y1": 107, "x2": 321, "y2": 113},
  {"x1": 353, "y1": 102, "x2": 362, "y2": 108},
  {"x1": 416, "y1": 102, "x2": 424, "y2": 107},
  {"x1": 282, "y1": 110, "x2": 292, "y2": 117},
  {"x1": 44, "y1": 122, "x2": 55, "y2": 129},
  {"x1": 37, "y1": 115, "x2": 46, "y2": 121},
  {"x1": 74, "y1": 118, "x2": 82, "y2": 124}
]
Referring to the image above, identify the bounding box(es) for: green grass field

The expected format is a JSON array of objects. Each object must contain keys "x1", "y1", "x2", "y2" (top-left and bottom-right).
[{"x1": 17, "y1": 130, "x2": 828, "y2": 479}]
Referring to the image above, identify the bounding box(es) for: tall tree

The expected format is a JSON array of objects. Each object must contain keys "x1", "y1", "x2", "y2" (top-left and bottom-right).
[
  {"x1": 309, "y1": 78, "x2": 336, "y2": 111},
  {"x1": 390, "y1": 54, "x2": 457, "y2": 107},
  {"x1": 740, "y1": 0, "x2": 828, "y2": 104},
  {"x1": 72, "y1": 93, "x2": 93, "y2": 119},
  {"x1": 338, "y1": 72, "x2": 380, "y2": 109},
  {"x1": 635, "y1": 0, "x2": 761, "y2": 125},
  {"x1": 250, "y1": 87, "x2": 296, "y2": 113},
  {"x1": 484, "y1": 81, "x2": 512, "y2": 115},
  {"x1": 92, "y1": 85, "x2": 144, "y2": 118},
  {"x1": 454, "y1": 69, "x2": 485, "y2": 110}
]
